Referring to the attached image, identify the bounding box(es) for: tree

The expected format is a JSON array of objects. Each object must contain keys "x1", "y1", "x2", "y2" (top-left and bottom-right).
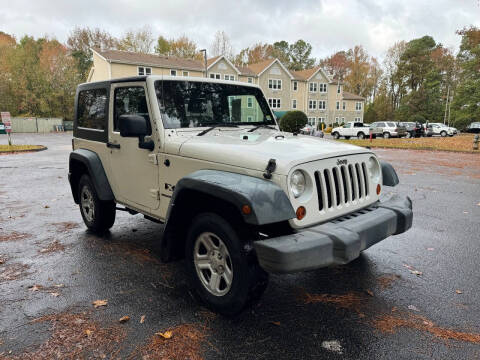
[
  {"x1": 234, "y1": 43, "x2": 273, "y2": 65},
  {"x1": 344, "y1": 45, "x2": 372, "y2": 98},
  {"x1": 271, "y1": 41, "x2": 290, "y2": 66},
  {"x1": 155, "y1": 35, "x2": 203, "y2": 60},
  {"x1": 288, "y1": 40, "x2": 315, "y2": 71},
  {"x1": 451, "y1": 26, "x2": 480, "y2": 128},
  {"x1": 67, "y1": 27, "x2": 117, "y2": 80},
  {"x1": 117, "y1": 26, "x2": 154, "y2": 54},
  {"x1": 210, "y1": 30, "x2": 234, "y2": 59},
  {"x1": 320, "y1": 51, "x2": 348, "y2": 81}
]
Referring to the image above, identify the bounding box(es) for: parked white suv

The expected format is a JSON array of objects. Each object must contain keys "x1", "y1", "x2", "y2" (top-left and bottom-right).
[
  {"x1": 69, "y1": 76, "x2": 412, "y2": 315},
  {"x1": 428, "y1": 123, "x2": 456, "y2": 137},
  {"x1": 331, "y1": 121, "x2": 381, "y2": 139}
]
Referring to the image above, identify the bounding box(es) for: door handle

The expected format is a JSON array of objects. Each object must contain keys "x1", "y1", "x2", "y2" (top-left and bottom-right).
[{"x1": 106, "y1": 142, "x2": 121, "y2": 149}]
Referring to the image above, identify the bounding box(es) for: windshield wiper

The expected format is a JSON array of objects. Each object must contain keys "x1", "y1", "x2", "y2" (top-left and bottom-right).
[
  {"x1": 248, "y1": 124, "x2": 277, "y2": 132},
  {"x1": 197, "y1": 123, "x2": 239, "y2": 136}
]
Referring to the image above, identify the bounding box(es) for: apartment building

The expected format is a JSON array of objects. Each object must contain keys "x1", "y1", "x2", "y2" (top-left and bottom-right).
[{"x1": 88, "y1": 49, "x2": 364, "y2": 126}]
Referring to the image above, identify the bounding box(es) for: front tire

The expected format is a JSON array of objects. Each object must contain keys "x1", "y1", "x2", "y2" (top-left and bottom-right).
[
  {"x1": 185, "y1": 213, "x2": 268, "y2": 316},
  {"x1": 78, "y1": 174, "x2": 116, "y2": 233},
  {"x1": 441, "y1": 131, "x2": 447, "y2": 137},
  {"x1": 405, "y1": 132, "x2": 412, "y2": 138},
  {"x1": 383, "y1": 132, "x2": 391, "y2": 139},
  {"x1": 332, "y1": 132, "x2": 340, "y2": 139}
]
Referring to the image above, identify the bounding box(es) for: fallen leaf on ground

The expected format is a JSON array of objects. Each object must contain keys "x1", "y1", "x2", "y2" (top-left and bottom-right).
[
  {"x1": 427, "y1": 248, "x2": 434, "y2": 251},
  {"x1": 456, "y1": 290, "x2": 463, "y2": 294},
  {"x1": 54, "y1": 284, "x2": 64, "y2": 288},
  {"x1": 410, "y1": 270, "x2": 423, "y2": 276},
  {"x1": 119, "y1": 316, "x2": 130, "y2": 323},
  {"x1": 408, "y1": 305, "x2": 420, "y2": 312},
  {"x1": 85, "y1": 329, "x2": 93, "y2": 337},
  {"x1": 155, "y1": 330, "x2": 173, "y2": 339},
  {"x1": 50, "y1": 292, "x2": 60, "y2": 297},
  {"x1": 463, "y1": 211, "x2": 469, "y2": 214},
  {"x1": 44, "y1": 205, "x2": 50, "y2": 208},
  {"x1": 366, "y1": 289, "x2": 374, "y2": 297},
  {"x1": 140, "y1": 315, "x2": 146, "y2": 324},
  {"x1": 92, "y1": 299, "x2": 108, "y2": 308},
  {"x1": 270, "y1": 321, "x2": 281, "y2": 326},
  {"x1": 29, "y1": 284, "x2": 42, "y2": 292}
]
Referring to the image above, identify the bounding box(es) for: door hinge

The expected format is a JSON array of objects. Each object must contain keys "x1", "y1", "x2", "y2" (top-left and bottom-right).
[
  {"x1": 150, "y1": 189, "x2": 161, "y2": 200},
  {"x1": 148, "y1": 153, "x2": 158, "y2": 165}
]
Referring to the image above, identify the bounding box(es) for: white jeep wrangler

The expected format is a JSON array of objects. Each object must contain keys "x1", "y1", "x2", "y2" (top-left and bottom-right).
[{"x1": 69, "y1": 76, "x2": 413, "y2": 315}]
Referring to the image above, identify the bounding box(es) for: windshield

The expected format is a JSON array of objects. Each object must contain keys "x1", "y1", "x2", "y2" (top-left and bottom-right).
[{"x1": 155, "y1": 80, "x2": 275, "y2": 129}]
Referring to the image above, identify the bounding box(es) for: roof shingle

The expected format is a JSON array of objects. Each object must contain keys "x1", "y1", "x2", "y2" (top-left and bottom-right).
[{"x1": 343, "y1": 91, "x2": 365, "y2": 100}]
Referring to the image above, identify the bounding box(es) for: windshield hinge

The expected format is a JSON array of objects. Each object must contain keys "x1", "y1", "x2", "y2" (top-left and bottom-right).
[
  {"x1": 148, "y1": 153, "x2": 158, "y2": 165},
  {"x1": 150, "y1": 189, "x2": 161, "y2": 200}
]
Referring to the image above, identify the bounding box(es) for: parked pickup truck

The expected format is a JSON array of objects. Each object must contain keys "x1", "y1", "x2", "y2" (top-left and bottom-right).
[
  {"x1": 331, "y1": 122, "x2": 381, "y2": 139},
  {"x1": 69, "y1": 76, "x2": 413, "y2": 315}
]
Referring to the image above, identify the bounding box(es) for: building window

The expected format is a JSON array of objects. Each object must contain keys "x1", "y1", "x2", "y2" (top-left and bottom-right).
[
  {"x1": 336, "y1": 101, "x2": 340, "y2": 110},
  {"x1": 170, "y1": 70, "x2": 177, "y2": 76},
  {"x1": 247, "y1": 77, "x2": 253, "y2": 84},
  {"x1": 342, "y1": 101, "x2": 346, "y2": 110},
  {"x1": 247, "y1": 97, "x2": 253, "y2": 108},
  {"x1": 268, "y1": 98, "x2": 281, "y2": 109},
  {"x1": 138, "y1": 66, "x2": 152, "y2": 76},
  {"x1": 319, "y1": 83, "x2": 327, "y2": 93},
  {"x1": 308, "y1": 117, "x2": 316, "y2": 126},
  {"x1": 341, "y1": 117, "x2": 345, "y2": 123},
  {"x1": 354, "y1": 117, "x2": 362, "y2": 122},
  {"x1": 224, "y1": 74, "x2": 235, "y2": 81},
  {"x1": 183, "y1": 71, "x2": 189, "y2": 77},
  {"x1": 247, "y1": 116, "x2": 253, "y2": 122},
  {"x1": 308, "y1": 100, "x2": 317, "y2": 110},
  {"x1": 318, "y1": 100, "x2": 326, "y2": 110},
  {"x1": 209, "y1": 73, "x2": 221, "y2": 79},
  {"x1": 293, "y1": 81, "x2": 298, "y2": 91},
  {"x1": 268, "y1": 79, "x2": 282, "y2": 90},
  {"x1": 355, "y1": 102, "x2": 362, "y2": 111},
  {"x1": 318, "y1": 117, "x2": 326, "y2": 123},
  {"x1": 335, "y1": 116, "x2": 339, "y2": 123},
  {"x1": 337, "y1": 84, "x2": 341, "y2": 94},
  {"x1": 292, "y1": 99, "x2": 297, "y2": 109},
  {"x1": 309, "y1": 82, "x2": 317, "y2": 92}
]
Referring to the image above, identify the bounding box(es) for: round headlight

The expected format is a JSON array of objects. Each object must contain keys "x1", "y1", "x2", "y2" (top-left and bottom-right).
[
  {"x1": 290, "y1": 170, "x2": 306, "y2": 198},
  {"x1": 367, "y1": 156, "x2": 380, "y2": 184}
]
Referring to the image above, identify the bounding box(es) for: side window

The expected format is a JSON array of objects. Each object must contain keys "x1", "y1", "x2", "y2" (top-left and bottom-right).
[
  {"x1": 377, "y1": 122, "x2": 385, "y2": 127},
  {"x1": 343, "y1": 123, "x2": 351, "y2": 128},
  {"x1": 114, "y1": 86, "x2": 151, "y2": 134},
  {"x1": 77, "y1": 88, "x2": 108, "y2": 130}
]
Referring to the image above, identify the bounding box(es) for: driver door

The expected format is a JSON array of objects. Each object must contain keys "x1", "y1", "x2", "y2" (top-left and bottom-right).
[{"x1": 107, "y1": 82, "x2": 160, "y2": 211}]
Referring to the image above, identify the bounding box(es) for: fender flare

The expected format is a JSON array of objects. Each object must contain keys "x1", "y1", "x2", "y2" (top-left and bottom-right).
[
  {"x1": 380, "y1": 161, "x2": 399, "y2": 186},
  {"x1": 159, "y1": 170, "x2": 296, "y2": 262},
  {"x1": 69, "y1": 149, "x2": 114, "y2": 203},
  {"x1": 166, "y1": 170, "x2": 295, "y2": 226}
]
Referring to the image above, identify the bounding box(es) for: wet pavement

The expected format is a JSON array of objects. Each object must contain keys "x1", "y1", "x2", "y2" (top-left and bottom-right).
[{"x1": 1, "y1": 133, "x2": 480, "y2": 359}]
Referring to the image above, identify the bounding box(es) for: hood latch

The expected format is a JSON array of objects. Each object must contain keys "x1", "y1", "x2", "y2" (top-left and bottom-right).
[{"x1": 263, "y1": 159, "x2": 276, "y2": 179}]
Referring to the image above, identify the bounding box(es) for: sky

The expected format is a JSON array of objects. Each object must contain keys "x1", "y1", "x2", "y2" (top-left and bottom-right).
[{"x1": 1, "y1": 0, "x2": 479, "y2": 60}]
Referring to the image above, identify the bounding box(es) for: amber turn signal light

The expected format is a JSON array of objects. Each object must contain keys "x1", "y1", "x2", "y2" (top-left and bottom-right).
[
  {"x1": 376, "y1": 184, "x2": 381, "y2": 195},
  {"x1": 242, "y1": 205, "x2": 252, "y2": 215},
  {"x1": 296, "y1": 206, "x2": 306, "y2": 220}
]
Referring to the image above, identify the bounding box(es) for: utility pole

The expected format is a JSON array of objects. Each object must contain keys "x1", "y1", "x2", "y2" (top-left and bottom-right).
[
  {"x1": 443, "y1": 85, "x2": 450, "y2": 125},
  {"x1": 200, "y1": 49, "x2": 207, "y2": 78}
]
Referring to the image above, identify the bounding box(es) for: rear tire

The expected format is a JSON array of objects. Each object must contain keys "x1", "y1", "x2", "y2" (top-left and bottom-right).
[
  {"x1": 357, "y1": 132, "x2": 365, "y2": 139},
  {"x1": 405, "y1": 132, "x2": 412, "y2": 138},
  {"x1": 78, "y1": 174, "x2": 116, "y2": 233},
  {"x1": 383, "y1": 132, "x2": 391, "y2": 139},
  {"x1": 185, "y1": 213, "x2": 268, "y2": 316}
]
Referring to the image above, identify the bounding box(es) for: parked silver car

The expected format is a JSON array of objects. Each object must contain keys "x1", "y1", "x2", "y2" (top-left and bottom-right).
[{"x1": 370, "y1": 122, "x2": 407, "y2": 138}]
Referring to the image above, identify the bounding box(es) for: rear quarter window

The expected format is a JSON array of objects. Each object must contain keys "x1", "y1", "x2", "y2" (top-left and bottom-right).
[{"x1": 77, "y1": 89, "x2": 108, "y2": 130}]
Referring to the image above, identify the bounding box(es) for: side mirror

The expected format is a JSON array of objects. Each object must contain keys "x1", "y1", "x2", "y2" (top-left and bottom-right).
[
  {"x1": 119, "y1": 114, "x2": 154, "y2": 151},
  {"x1": 119, "y1": 114, "x2": 149, "y2": 137}
]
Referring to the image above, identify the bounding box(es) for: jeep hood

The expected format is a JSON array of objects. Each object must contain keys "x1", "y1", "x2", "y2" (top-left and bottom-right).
[{"x1": 167, "y1": 129, "x2": 371, "y2": 175}]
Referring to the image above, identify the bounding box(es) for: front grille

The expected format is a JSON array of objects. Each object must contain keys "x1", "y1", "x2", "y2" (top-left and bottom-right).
[{"x1": 314, "y1": 160, "x2": 369, "y2": 211}]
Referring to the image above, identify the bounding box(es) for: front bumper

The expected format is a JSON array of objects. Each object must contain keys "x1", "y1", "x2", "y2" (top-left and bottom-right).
[{"x1": 253, "y1": 194, "x2": 413, "y2": 273}]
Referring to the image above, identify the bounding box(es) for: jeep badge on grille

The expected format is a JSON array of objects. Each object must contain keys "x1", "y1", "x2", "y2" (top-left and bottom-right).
[{"x1": 337, "y1": 159, "x2": 348, "y2": 165}]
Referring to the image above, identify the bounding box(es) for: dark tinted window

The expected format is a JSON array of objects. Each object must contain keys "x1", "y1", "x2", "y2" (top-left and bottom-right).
[
  {"x1": 77, "y1": 89, "x2": 107, "y2": 130},
  {"x1": 155, "y1": 80, "x2": 274, "y2": 129},
  {"x1": 114, "y1": 86, "x2": 151, "y2": 134}
]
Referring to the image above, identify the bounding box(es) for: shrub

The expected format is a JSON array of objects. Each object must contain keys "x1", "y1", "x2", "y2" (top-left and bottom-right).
[
  {"x1": 324, "y1": 127, "x2": 333, "y2": 134},
  {"x1": 279, "y1": 111, "x2": 308, "y2": 133}
]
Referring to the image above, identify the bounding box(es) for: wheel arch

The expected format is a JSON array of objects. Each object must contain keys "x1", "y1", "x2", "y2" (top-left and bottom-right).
[
  {"x1": 160, "y1": 170, "x2": 295, "y2": 262},
  {"x1": 69, "y1": 149, "x2": 114, "y2": 204}
]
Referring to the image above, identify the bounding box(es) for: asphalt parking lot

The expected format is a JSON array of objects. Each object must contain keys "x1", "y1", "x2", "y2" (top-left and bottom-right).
[{"x1": 1, "y1": 133, "x2": 480, "y2": 359}]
